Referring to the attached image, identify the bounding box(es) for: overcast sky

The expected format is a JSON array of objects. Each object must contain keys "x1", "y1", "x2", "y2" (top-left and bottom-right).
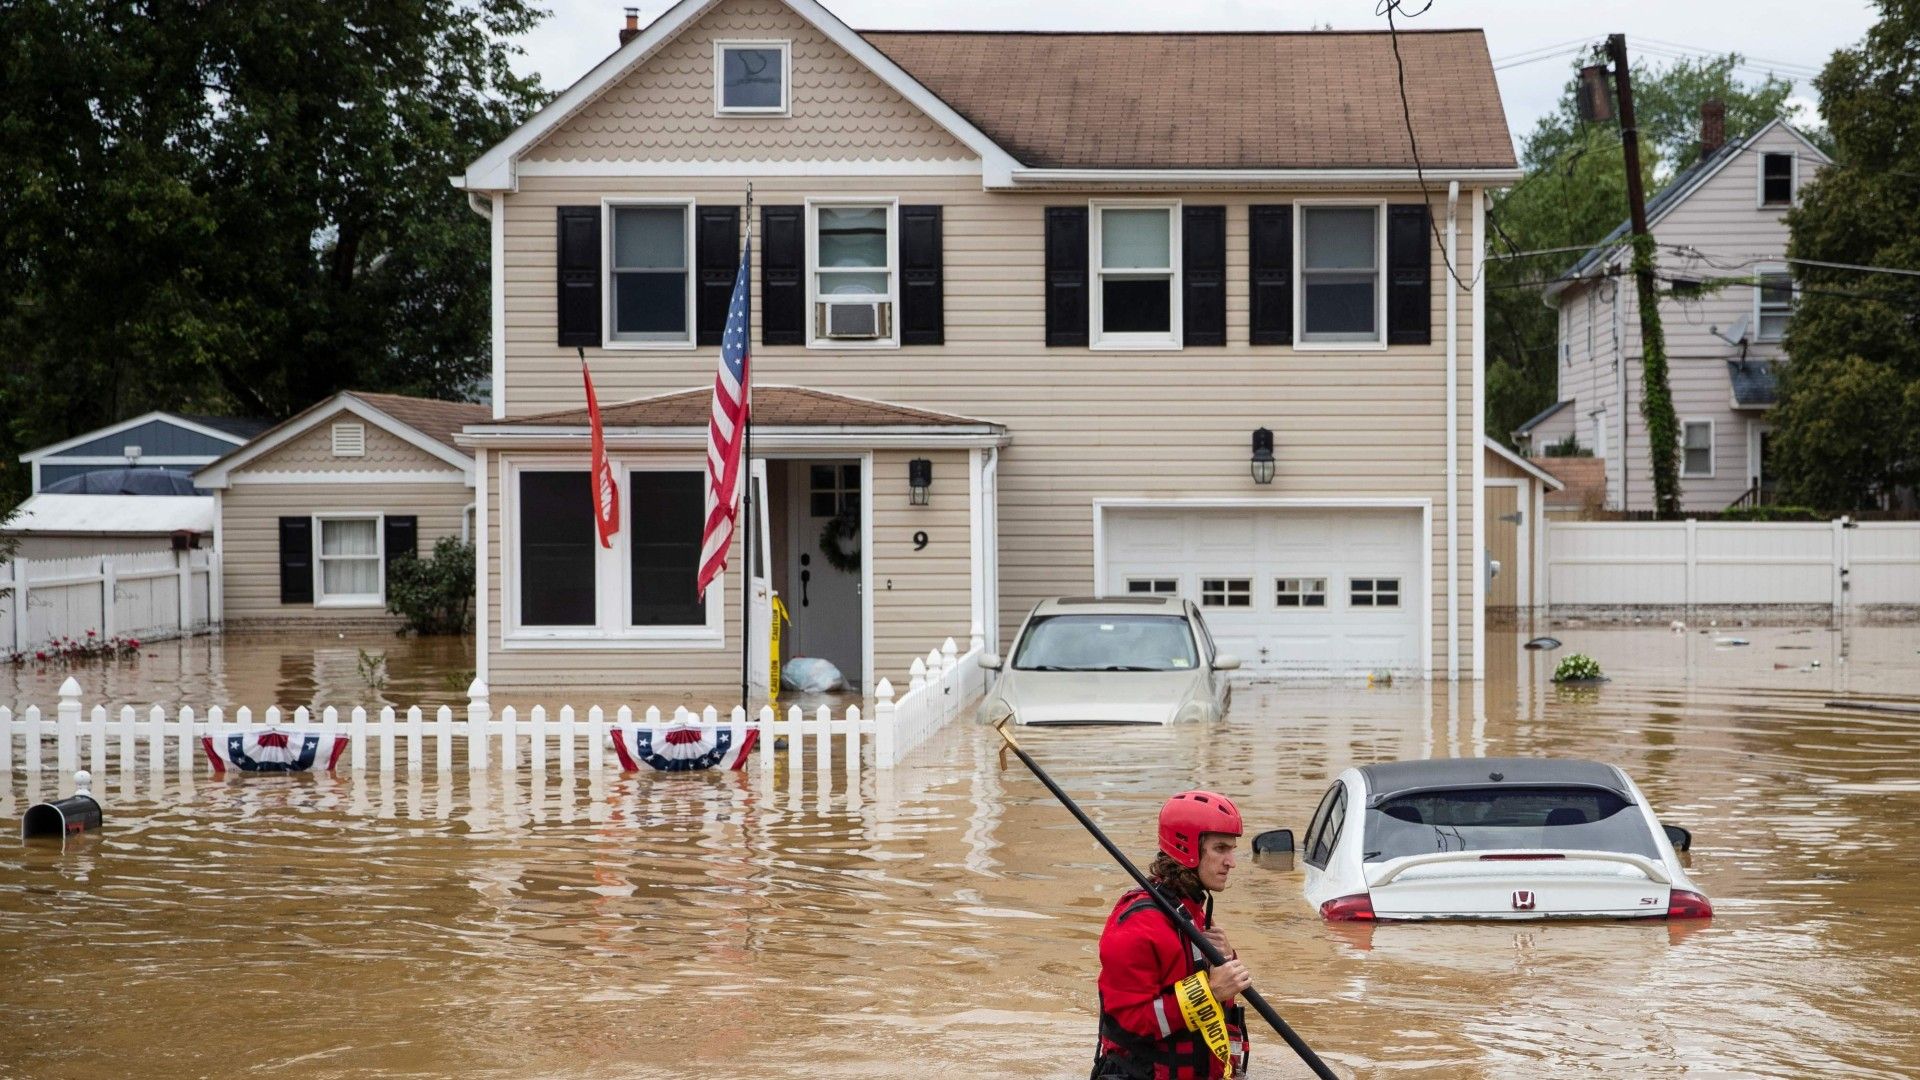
[{"x1": 507, "y1": 0, "x2": 1878, "y2": 153}]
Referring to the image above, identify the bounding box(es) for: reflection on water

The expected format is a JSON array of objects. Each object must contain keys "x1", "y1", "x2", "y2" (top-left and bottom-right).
[{"x1": 2, "y1": 626, "x2": 1918, "y2": 1079}]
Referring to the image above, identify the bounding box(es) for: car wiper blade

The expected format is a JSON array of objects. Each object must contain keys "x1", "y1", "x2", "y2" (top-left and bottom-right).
[
  {"x1": 1023, "y1": 664, "x2": 1083, "y2": 672},
  {"x1": 1100, "y1": 665, "x2": 1163, "y2": 671}
]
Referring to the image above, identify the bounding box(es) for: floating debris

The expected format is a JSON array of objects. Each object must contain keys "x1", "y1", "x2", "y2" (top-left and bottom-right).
[
  {"x1": 1523, "y1": 636, "x2": 1561, "y2": 651},
  {"x1": 1714, "y1": 637, "x2": 1750, "y2": 647}
]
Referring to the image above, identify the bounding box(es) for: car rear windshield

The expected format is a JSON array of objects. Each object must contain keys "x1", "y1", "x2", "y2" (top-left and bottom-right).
[
  {"x1": 1012, "y1": 614, "x2": 1199, "y2": 672},
  {"x1": 1363, "y1": 785, "x2": 1660, "y2": 862}
]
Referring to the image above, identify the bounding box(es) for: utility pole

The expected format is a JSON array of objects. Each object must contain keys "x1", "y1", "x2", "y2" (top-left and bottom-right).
[{"x1": 1607, "y1": 33, "x2": 1681, "y2": 518}]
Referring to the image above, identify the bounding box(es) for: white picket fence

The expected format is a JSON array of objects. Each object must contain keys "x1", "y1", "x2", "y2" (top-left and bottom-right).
[
  {"x1": 1546, "y1": 518, "x2": 1920, "y2": 613},
  {"x1": 0, "y1": 549, "x2": 218, "y2": 654},
  {"x1": 1, "y1": 633, "x2": 987, "y2": 783}
]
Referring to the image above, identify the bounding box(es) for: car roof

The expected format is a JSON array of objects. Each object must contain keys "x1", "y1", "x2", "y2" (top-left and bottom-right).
[
  {"x1": 1032, "y1": 595, "x2": 1186, "y2": 615},
  {"x1": 1356, "y1": 758, "x2": 1631, "y2": 803}
]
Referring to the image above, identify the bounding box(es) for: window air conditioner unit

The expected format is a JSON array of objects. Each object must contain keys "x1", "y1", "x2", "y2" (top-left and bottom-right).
[{"x1": 818, "y1": 299, "x2": 889, "y2": 340}]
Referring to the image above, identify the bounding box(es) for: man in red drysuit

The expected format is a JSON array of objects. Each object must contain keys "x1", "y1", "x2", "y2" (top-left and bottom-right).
[{"x1": 1092, "y1": 789, "x2": 1252, "y2": 1079}]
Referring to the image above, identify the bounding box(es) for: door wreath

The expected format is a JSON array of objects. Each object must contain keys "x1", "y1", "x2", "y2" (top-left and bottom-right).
[{"x1": 817, "y1": 511, "x2": 861, "y2": 573}]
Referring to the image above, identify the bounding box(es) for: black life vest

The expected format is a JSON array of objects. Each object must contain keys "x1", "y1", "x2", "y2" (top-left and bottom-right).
[{"x1": 1092, "y1": 891, "x2": 1248, "y2": 1080}]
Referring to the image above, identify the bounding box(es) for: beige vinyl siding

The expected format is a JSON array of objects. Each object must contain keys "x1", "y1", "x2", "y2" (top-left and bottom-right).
[
  {"x1": 523, "y1": 0, "x2": 972, "y2": 163},
  {"x1": 247, "y1": 409, "x2": 452, "y2": 473},
  {"x1": 1526, "y1": 405, "x2": 1576, "y2": 451},
  {"x1": 497, "y1": 175, "x2": 1483, "y2": 679},
  {"x1": 221, "y1": 481, "x2": 471, "y2": 625},
  {"x1": 871, "y1": 448, "x2": 971, "y2": 679},
  {"x1": 1554, "y1": 125, "x2": 1821, "y2": 512}
]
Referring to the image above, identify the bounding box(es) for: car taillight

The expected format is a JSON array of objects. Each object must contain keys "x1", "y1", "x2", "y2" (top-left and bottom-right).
[
  {"x1": 1320, "y1": 893, "x2": 1376, "y2": 921},
  {"x1": 1667, "y1": 890, "x2": 1714, "y2": 919}
]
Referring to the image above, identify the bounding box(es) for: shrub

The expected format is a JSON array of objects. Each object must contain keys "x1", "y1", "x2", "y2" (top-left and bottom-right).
[
  {"x1": 1719, "y1": 505, "x2": 1827, "y2": 522},
  {"x1": 1542, "y1": 434, "x2": 1592, "y2": 458},
  {"x1": 385, "y1": 537, "x2": 474, "y2": 635},
  {"x1": 1552, "y1": 653, "x2": 1603, "y2": 682},
  {"x1": 7, "y1": 629, "x2": 141, "y2": 666}
]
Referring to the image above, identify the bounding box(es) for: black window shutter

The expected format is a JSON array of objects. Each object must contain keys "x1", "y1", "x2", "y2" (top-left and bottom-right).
[
  {"x1": 1044, "y1": 207, "x2": 1089, "y2": 347},
  {"x1": 1249, "y1": 205, "x2": 1293, "y2": 345},
  {"x1": 899, "y1": 205, "x2": 944, "y2": 346},
  {"x1": 760, "y1": 206, "x2": 804, "y2": 346},
  {"x1": 383, "y1": 516, "x2": 418, "y2": 580},
  {"x1": 1387, "y1": 204, "x2": 1432, "y2": 346},
  {"x1": 278, "y1": 517, "x2": 313, "y2": 605},
  {"x1": 695, "y1": 207, "x2": 741, "y2": 347},
  {"x1": 1182, "y1": 206, "x2": 1227, "y2": 346},
  {"x1": 556, "y1": 207, "x2": 601, "y2": 347}
]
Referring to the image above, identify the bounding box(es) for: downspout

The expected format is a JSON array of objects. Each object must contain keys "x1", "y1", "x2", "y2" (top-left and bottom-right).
[
  {"x1": 981, "y1": 447, "x2": 1000, "y2": 652},
  {"x1": 1446, "y1": 181, "x2": 1460, "y2": 680},
  {"x1": 466, "y1": 192, "x2": 492, "y2": 220}
]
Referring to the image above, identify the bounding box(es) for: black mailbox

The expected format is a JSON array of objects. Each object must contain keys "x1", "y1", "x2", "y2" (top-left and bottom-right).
[{"x1": 22, "y1": 773, "x2": 103, "y2": 840}]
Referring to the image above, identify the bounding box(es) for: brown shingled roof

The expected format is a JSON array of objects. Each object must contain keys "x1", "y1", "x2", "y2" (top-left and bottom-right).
[
  {"x1": 861, "y1": 29, "x2": 1516, "y2": 171},
  {"x1": 496, "y1": 386, "x2": 1000, "y2": 429},
  {"x1": 348, "y1": 392, "x2": 493, "y2": 451}
]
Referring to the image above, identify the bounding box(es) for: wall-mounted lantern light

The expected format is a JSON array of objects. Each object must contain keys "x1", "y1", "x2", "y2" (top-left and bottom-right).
[
  {"x1": 908, "y1": 458, "x2": 933, "y2": 505},
  {"x1": 1250, "y1": 428, "x2": 1275, "y2": 485}
]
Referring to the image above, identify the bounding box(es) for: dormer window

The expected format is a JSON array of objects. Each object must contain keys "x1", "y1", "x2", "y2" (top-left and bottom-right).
[
  {"x1": 1760, "y1": 152, "x2": 1796, "y2": 207},
  {"x1": 715, "y1": 41, "x2": 789, "y2": 115}
]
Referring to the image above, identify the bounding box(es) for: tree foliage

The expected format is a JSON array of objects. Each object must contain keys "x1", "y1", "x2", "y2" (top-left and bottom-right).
[
  {"x1": 1485, "y1": 55, "x2": 1805, "y2": 448},
  {"x1": 1776, "y1": 0, "x2": 1920, "y2": 510},
  {"x1": 386, "y1": 537, "x2": 476, "y2": 635},
  {"x1": 0, "y1": 0, "x2": 549, "y2": 510}
]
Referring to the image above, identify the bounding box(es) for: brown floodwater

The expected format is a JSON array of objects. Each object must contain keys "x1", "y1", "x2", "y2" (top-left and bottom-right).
[{"x1": 3, "y1": 625, "x2": 1918, "y2": 1079}]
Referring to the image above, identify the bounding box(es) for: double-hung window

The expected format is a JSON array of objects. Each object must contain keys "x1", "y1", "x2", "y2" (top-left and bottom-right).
[
  {"x1": 316, "y1": 516, "x2": 382, "y2": 607},
  {"x1": 1755, "y1": 267, "x2": 1794, "y2": 342},
  {"x1": 715, "y1": 41, "x2": 789, "y2": 115},
  {"x1": 606, "y1": 201, "x2": 694, "y2": 347},
  {"x1": 1759, "y1": 152, "x2": 1795, "y2": 207},
  {"x1": 1682, "y1": 421, "x2": 1714, "y2": 478},
  {"x1": 808, "y1": 200, "x2": 897, "y2": 346},
  {"x1": 509, "y1": 461, "x2": 720, "y2": 646},
  {"x1": 1298, "y1": 204, "x2": 1384, "y2": 346},
  {"x1": 1091, "y1": 201, "x2": 1180, "y2": 348}
]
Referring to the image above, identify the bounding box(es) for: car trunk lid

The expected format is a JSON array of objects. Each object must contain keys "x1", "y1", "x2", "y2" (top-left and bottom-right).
[{"x1": 1365, "y1": 849, "x2": 1672, "y2": 919}]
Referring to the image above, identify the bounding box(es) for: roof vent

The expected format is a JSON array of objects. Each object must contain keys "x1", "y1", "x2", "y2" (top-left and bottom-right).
[{"x1": 331, "y1": 422, "x2": 366, "y2": 458}]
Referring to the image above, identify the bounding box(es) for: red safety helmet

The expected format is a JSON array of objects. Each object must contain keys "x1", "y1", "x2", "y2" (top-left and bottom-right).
[{"x1": 1158, "y1": 790, "x2": 1244, "y2": 868}]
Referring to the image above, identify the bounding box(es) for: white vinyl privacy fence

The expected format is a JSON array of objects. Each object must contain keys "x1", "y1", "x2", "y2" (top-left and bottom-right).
[
  {"x1": 1546, "y1": 519, "x2": 1920, "y2": 614},
  {"x1": 0, "y1": 550, "x2": 217, "y2": 655},
  {"x1": 2, "y1": 633, "x2": 988, "y2": 785}
]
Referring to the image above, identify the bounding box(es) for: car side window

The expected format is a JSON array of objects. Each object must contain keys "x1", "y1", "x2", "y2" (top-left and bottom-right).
[
  {"x1": 1320, "y1": 785, "x2": 1349, "y2": 863},
  {"x1": 1302, "y1": 782, "x2": 1345, "y2": 869},
  {"x1": 1188, "y1": 602, "x2": 1218, "y2": 664}
]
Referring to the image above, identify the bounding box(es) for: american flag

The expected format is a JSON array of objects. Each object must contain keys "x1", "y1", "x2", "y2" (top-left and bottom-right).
[{"x1": 697, "y1": 236, "x2": 751, "y2": 599}]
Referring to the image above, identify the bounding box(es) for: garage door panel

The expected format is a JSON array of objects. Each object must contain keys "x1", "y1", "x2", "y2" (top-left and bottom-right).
[{"x1": 1105, "y1": 506, "x2": 1424, "y2": 678}]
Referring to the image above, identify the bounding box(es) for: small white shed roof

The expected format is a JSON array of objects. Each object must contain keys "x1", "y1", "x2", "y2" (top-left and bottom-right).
[{"x1": 2, "y1": 494, "x2": 215, "y2": 535}]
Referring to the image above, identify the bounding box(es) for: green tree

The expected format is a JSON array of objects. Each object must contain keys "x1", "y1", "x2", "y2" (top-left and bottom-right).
[
  {"x1": 1777, "y1": 0, "x2": 1920, "y2": 510},
  {"x1": 1485, "y1": 55, "x2": 1804, "y2": 448},
  {"x1": 0, "y1": 0, "x2": 549, "y2": 508}
]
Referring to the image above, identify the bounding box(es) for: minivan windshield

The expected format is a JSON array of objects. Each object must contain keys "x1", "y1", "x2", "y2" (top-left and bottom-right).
[
  {"x1": 1362, "y1": 785, "x2": 1660, "y2": 862},
  {"x1": 1012, "y1": 614, "x2": 1199, "y2": 672}
]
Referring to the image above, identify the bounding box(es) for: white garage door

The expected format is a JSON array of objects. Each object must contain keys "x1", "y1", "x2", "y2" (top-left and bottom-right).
[{"x1": 1102, "y1": 507, "x2": 1426, "y2": 678}]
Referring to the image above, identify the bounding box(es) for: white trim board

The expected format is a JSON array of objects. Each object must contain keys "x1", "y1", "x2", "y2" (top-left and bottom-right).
[
  {"x1": 229, "y1": 470, "x2": 471, "y2": 487},
  {"x1": 20, "y1": 411, "x2": 250, "y2": 462},
  {"x1": 195, "y1": 393, "x2": 476, "y2": 488},
  {"x1": 516, "y1": 158, "x2": 982, "y2": 177},
  {"x1": 458, "y1": 0, "x2": 1020, "y2": 192}
]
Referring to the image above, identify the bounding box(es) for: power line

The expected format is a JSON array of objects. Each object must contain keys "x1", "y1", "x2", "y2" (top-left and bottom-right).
[
  {"x1": 1492, "y1": 36, "x2": 1599, "y2": 65},
  {"x1": 1632, "y1": 36, "x2": 1825, "y2": 78},
  {"x1": 1377, "y1": 0, "x2": 1474, "y2": 293}
]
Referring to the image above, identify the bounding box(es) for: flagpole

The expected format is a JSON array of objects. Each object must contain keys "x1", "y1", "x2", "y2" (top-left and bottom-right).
[{"x1": 740, "y1": 182, "x2": 755, "y2": 717}]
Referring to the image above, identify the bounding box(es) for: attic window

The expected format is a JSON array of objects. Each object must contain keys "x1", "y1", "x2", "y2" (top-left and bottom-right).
[
  {"x1": 716, "y1": 41, "x2": 789, "y2": 115},
  {"x1": 331, "y1": 422, "x2": 366, "y2": 458},
  {"x1": 1760, "y1": 153, "x2": 1795, "y2": 207}
]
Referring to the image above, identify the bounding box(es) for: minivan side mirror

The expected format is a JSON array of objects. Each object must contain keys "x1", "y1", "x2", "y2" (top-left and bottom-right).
[
  {"x1": 1212, "y1": 654, "x2": 1242, "y2": 671},
  {"x1": 977, "y1": 652, "x2": 1003, "y2": 671},
  {"x1": 1663, "y1": 824, "x2": 1693, "y2": 852}
]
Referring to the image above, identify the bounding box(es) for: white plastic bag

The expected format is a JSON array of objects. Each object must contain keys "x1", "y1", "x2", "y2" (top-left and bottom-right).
[{"x1": 781, "y1": 657, "x2": 846, "y2": 693}]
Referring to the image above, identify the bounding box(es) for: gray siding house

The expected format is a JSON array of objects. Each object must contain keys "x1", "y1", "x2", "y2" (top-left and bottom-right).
[
  {"x1": 19, "y1": 411, "x2": 268, "y2": 493},
  {"x1": 1528, "y1": 115, "x2": 1830, "y2": 513}
]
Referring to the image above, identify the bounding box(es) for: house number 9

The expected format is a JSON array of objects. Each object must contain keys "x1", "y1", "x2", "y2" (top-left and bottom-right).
[{"x1": 913, "y1": 530, "x2": 929, "y2": 550}]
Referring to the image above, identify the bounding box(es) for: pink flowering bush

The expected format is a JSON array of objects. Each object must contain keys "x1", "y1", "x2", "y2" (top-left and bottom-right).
[{"x1": 6, "y1": 630, "x2": 141, "y2": 667}]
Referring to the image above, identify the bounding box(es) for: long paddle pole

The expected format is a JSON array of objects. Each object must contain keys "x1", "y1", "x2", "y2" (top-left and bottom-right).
[{"x1": 992, "y1": 718, "x2": 1340, "y2": 1080}]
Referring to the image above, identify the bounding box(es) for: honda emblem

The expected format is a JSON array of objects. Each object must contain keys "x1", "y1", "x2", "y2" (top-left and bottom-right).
[{"x1": 1512, "y1": 890, "x2": 1536, "y2": 910}]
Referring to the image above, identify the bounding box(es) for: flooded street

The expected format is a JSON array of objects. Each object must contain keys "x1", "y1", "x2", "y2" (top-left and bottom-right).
[{"x1": 3, "y1": 625, "x2": 1918, "y2": 1079}]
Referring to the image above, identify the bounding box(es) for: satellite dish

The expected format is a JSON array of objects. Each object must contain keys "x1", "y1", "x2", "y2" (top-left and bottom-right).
[{"x1": 1709, "y1": 316, "x2": 1749, "y2": 346}]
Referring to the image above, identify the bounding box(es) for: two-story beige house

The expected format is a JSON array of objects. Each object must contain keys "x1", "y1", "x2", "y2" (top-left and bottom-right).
[
  {"x1": 452, "y1": 0, "x2": 1518, "y2": 694},
  {"x1": 1525, "y1": 110, "x2": 1830, "y2": 512}
]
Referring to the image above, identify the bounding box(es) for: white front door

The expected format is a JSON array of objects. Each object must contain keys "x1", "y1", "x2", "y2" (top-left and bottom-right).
[
  {"x1": 748, "y1": 460, "x2": 773, "y2": 693},
  {"x1": 786, "y1": 460, "x2": 863, "y2": 688},
  {"x1": 1102, "y1": 507, "x2": 1425, "y2": 678}
]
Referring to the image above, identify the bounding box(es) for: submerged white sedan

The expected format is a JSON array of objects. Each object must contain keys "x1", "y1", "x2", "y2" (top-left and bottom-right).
[
  {"x1": 1281, "y1": 757, "x2": 1711, "y2": 921},
  {"x1": 975, "y1": 596, "x2": 1240, "y2": 725}
]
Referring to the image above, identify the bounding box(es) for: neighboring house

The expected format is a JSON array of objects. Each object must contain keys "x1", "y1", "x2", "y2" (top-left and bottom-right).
[
  {"x1": 452, "y1": 0, "x2": 1519, "y2": 689},
  {"x1": 18, "y1": 411, "x2": 269, "y2": 493},
  {"x1": 1537, "y1": 109, "x2": 1831, "y2": 512},
  {"x1": 194, "y1": 392, "x2": 491, "y2": 627},
  {"x1": 0, "y1": 494, "x2": 213, "y2": 560}
]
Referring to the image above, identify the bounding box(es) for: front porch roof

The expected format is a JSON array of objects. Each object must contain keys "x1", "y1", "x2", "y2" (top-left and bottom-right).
[{"x1": 457, "y1": 385, "x2": 1010, "y2": 450}]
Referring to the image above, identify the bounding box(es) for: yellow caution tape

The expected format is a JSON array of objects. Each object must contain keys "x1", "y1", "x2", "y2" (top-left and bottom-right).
[
  {"x1": 1175, "y1": 971, "x2": 1235, "y2": 1078},
  {"x1": 768, "y1": 594, "x2": 792, "y2": 707}
]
